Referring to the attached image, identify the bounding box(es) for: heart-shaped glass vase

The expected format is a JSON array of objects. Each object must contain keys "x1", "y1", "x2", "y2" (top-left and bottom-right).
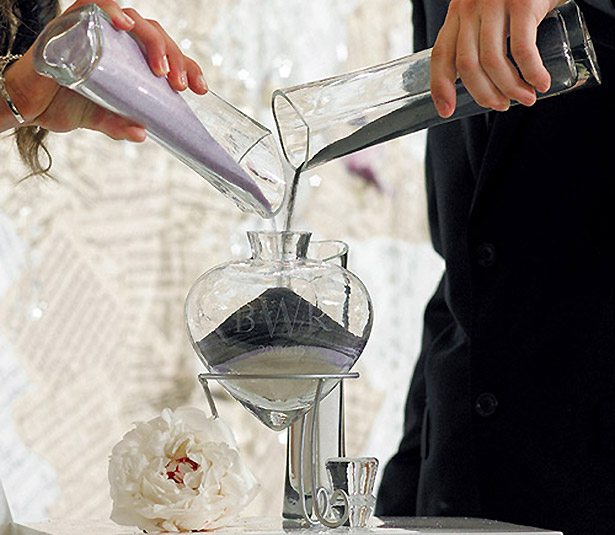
[{"x1": 185, "y1": 231, "x2": 373, "y2": 431}]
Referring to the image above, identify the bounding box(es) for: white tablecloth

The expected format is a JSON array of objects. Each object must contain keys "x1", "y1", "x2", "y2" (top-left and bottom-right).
[{"x1": 15, "y1": 516, "x2": 563, "y2": 535}]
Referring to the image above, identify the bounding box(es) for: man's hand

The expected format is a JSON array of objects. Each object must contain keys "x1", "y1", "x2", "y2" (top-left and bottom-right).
[{"x1": 430, "y1": 0, "x2": 561, "y2": 118}]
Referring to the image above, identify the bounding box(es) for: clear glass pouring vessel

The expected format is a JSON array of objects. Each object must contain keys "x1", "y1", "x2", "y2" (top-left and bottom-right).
[
  {"x1": 272, "y1": 0, "x2": 600, "y2": 171},
  {"x1": 32, "y1": 4, "x2": 286, "y2": 218}
]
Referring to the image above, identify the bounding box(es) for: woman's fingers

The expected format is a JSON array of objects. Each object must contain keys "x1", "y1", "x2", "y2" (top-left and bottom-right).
[
  {"x1": 80, "y1": 102, "x2": 147, "y2": 142},
  {"x1": 64, "y1": 0, "x2": 135, "y2": 31},
  {"x1": 151, "y1": 20, "x2": 188, "y2": 90},
  {"x1": 64, "y1": 1, "x2": 207, "y2": 94},
  {"x1": 99, "y1": 116, "x2": 147, "y2": 142},
  {"x1": 32, "y1": 87, "x2": 146, "y2": 142},
  {"x1": 13, "y1": 0, "x2": 207, "y2": 138},
  {"x1": 122, "y1": 8, "x2": 207, "y2": 94},
  {"x1": 122, "y1": 8, "x2": 170, "y2": 77},
  {"x1": 186, "y1": 58, "x2": 209, "y2": 94}
]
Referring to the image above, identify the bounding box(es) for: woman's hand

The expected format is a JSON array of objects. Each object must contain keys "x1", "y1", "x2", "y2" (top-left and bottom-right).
[
  {"x1": 1, "y1": 0, "x2": 208, "y2": 140},
  {"x1": 32, "y1": 86, "x2": 150, "y2": 141},
  {"x1": 430, "y1": 0, "x2": 561, "y2": 118},
  {"x1": 63, "y1": 0, "x2": 208, "y2": 94}
]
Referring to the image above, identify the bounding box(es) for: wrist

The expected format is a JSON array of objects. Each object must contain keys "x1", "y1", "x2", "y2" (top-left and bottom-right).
[
  {"x1": 3, "y1": 50, "x2": 59, "y2": 124},
  {"x1": 0, "y1": 54, "x2": 24, "y2": 126}
]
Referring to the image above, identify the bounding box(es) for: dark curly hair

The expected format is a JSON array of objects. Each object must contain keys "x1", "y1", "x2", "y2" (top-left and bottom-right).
[{"x1": 1, "y1": 0, "x2": 60, "y2": 178}]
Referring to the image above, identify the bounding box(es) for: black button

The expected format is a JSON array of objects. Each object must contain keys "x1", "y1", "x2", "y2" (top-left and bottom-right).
[
  {"x1": 477, "y1": 243, "x2": 497, "y2": 268},
  {"x1": 475, "y1": 392, "x2": 498, "y2": 417}
]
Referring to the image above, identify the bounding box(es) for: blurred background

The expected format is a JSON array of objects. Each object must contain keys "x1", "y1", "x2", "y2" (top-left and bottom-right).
[{"x1": 0, "y1": 0, "x2": 443, "y2": 522}]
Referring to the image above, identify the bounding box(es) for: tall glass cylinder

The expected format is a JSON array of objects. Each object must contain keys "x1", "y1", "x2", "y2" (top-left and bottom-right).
[{"x1": 283, "y1": 239, "x2": 350, "y2": 521}]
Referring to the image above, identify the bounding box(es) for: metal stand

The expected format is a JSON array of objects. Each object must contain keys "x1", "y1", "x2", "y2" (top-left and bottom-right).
[{"x1": 198, "y1": 372, "x2": 359, "y2": 528}]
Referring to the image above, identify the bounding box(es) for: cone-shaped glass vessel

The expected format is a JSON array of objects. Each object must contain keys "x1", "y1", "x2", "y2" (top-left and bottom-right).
[
  {"x1": 272, "y1": 0, "x2": 599, "y2": 170},
  {"x1": 185, "y1": 231, "x2": 373, "y2": 431},
  {"x1": 32, "y1": 4, "x2": 286, "y2": 217}
]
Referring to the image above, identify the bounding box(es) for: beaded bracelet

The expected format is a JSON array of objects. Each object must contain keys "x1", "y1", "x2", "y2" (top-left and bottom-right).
[{"x1": 0, "y1": 53, "x2": 25, "y2": 125}]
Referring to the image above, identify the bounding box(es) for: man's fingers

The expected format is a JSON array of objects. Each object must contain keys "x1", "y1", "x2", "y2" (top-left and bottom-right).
[
  {"x1": 509, "y1": 8, "x2": 551, "y2": 93},
  {"x1": 430, "y1": 11, "x2": 461, "y2": 118},
  {"x1": 455, "y1": 12, "x2": 509, "y2": 111},
  {"x1": 479, "y1": 5, "x2": 536, "y2": 106}
]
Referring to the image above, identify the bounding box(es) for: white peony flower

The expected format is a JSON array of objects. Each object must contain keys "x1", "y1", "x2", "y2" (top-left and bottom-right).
[{"x1": 109, "y1": 407, "x2": 259, "y2": 532}]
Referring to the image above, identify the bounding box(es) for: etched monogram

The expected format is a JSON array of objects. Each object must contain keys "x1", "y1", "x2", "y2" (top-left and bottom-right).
[{"x1": 233, "y1": 296, "x2": 331, "y2": 337}]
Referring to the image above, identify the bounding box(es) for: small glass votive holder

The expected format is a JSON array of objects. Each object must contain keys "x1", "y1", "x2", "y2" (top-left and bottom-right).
[{"x1": 325, "y1": 457, "x2": 379, "y2": 528}]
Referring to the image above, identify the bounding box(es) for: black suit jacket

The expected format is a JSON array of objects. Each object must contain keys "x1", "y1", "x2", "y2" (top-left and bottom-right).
[{"x1": 376, "y1": 2, "x2": 615, "y2": 535}]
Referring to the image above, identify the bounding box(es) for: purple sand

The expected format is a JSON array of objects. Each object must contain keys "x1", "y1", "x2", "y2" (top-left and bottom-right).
[{"x1": 43, "y1": 12, "x2": 271, "y2": 213}]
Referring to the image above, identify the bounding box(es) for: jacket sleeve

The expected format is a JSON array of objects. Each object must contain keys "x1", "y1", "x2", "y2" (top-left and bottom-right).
[
  {"x1": 375, "y1": 275, "x2": 450, "y2": 516},
  {"x1": 575, "y1": 0, "x2": 615, "y2": 50},
  {"x1": 582, "y1": 0, "x2": 615, "y2": 16}
]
